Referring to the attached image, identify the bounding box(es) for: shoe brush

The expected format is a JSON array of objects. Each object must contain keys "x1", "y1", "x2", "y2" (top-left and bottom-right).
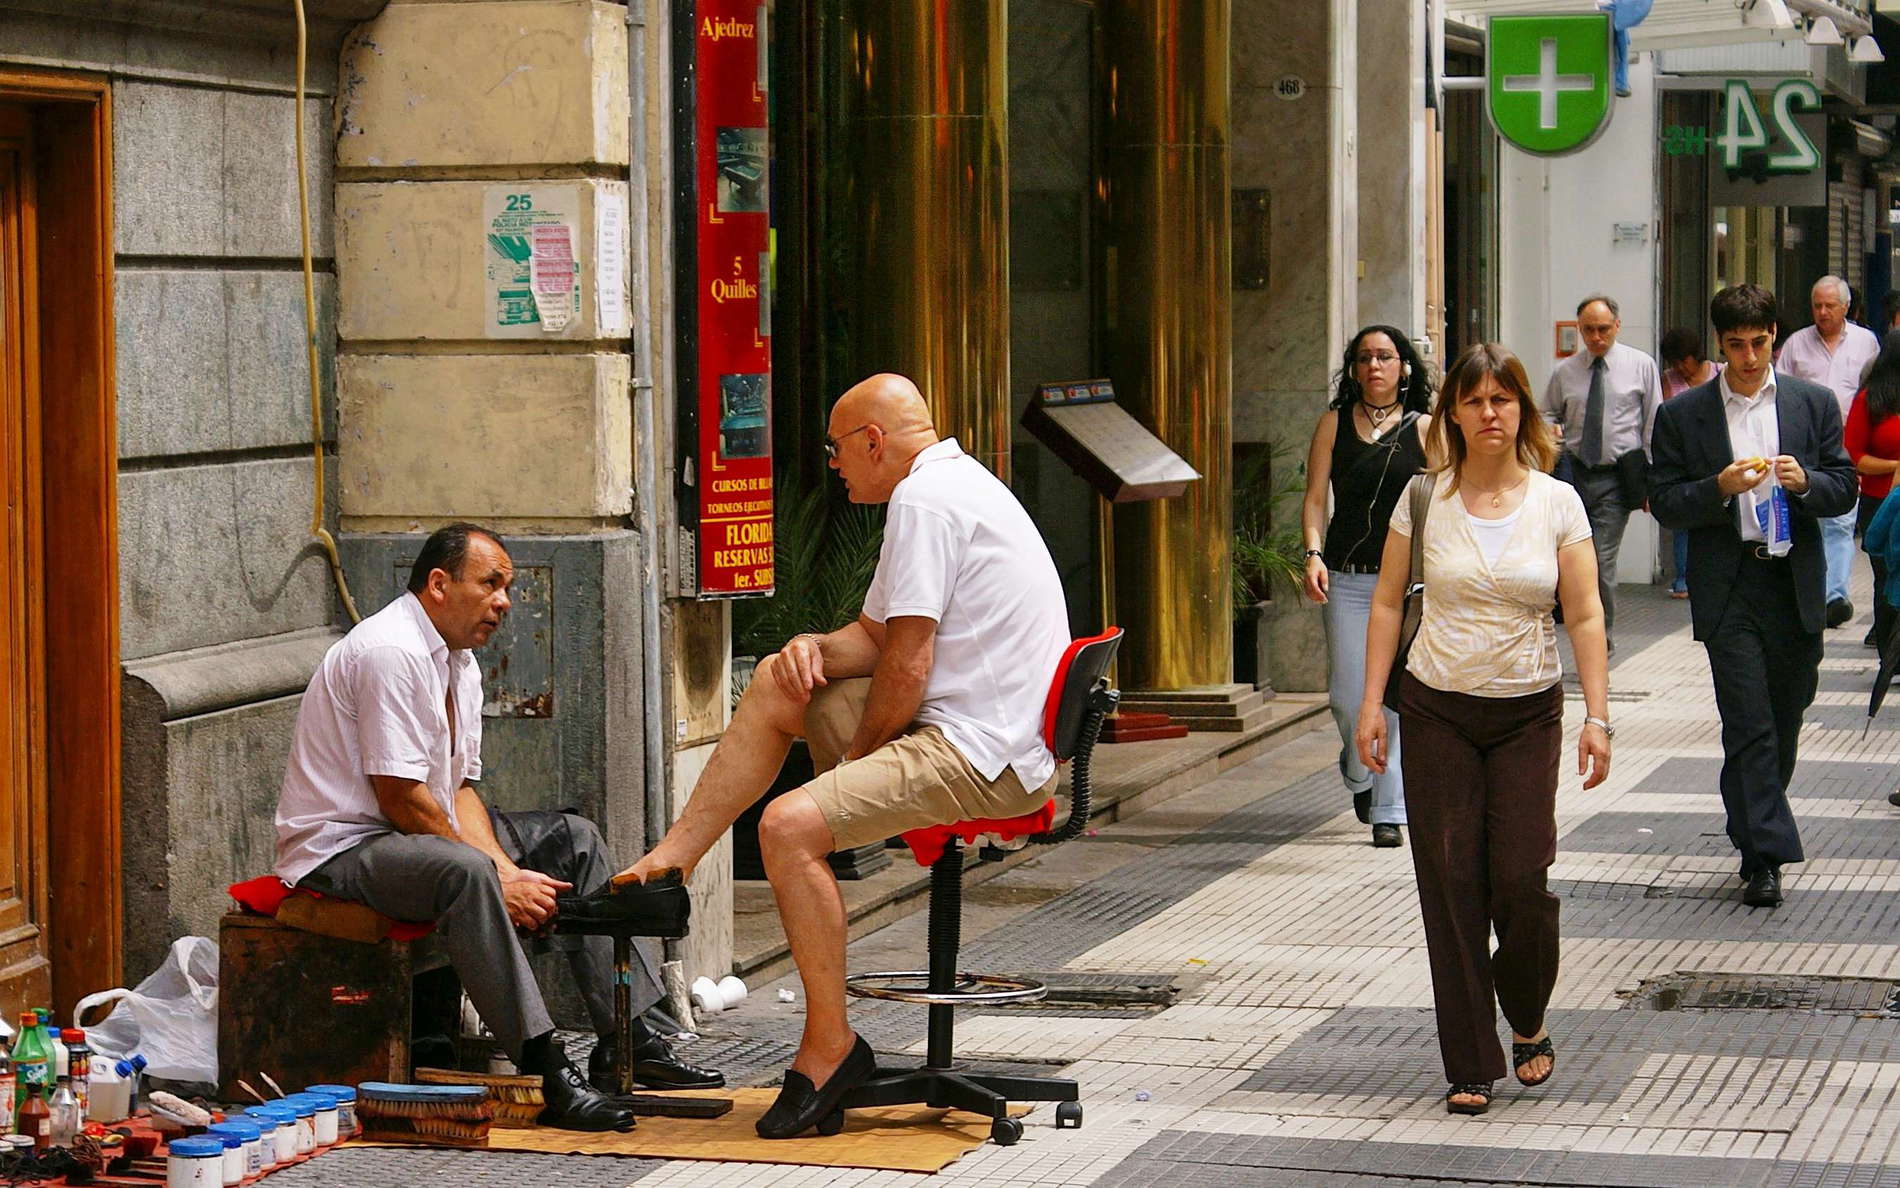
[
  {"x1": 414, "y1": 1067, "x2": 542, "y2": 1128},
  {"x1": 356, "y1": 1082, "x2": 494, "y2": 1147}
]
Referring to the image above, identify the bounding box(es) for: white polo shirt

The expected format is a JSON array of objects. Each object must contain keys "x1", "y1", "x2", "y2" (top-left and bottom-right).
[
  {"x1": 274, "y1": 592, "x2": 485, "y2": 885},
  {"x1": 862, "y1": 438, "x2": 1072, "y2": 790}
]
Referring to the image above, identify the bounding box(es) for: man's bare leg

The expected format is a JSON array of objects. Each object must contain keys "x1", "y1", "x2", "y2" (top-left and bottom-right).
[
  {"x1": 758, "y1": 790, "x2": 858, "y2": 1081},
  {"x1": 618, "y1": 654, "x2": 808, "y2": 884}
]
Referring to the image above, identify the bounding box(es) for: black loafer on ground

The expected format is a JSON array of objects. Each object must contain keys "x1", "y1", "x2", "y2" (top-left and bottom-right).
[
  {"x1": 756, "y1": 1035, "x2": 875, "y2": 1139},
  {"x1": 590, "y1": 1036, "x2": 726, "y2": 1092},
  {"x1": 1827, "y1": 598, "x2": 1854, "y2": 628},
  {"x1": 1742, "y1": 866, "x2": 1783, "y2": 908},
  {"x1": 554, "y1": 868, "x2": 690, "y2": 937},
  {"x1": 1371, "y1": 823, "x2": 1401, "y2": 848},
  {"x1": 540, "y1": 1061, "x2": 636, "y2": 1132}
]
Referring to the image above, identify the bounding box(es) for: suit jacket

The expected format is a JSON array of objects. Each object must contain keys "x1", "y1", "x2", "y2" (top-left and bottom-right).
[{"x1": 1649, "y1": 372, "x2": 1858, "y2": 640}]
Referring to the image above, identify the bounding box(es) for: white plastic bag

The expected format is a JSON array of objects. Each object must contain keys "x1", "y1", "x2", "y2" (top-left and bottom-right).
[{"x1": 73, "y1": 936, "x2": 217, "y2": 1085}]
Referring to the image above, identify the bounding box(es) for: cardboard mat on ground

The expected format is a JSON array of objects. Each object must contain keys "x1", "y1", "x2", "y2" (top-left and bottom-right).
[{"x1": 349, "y1": 1087, "x2": 1031, "y2": 1173}]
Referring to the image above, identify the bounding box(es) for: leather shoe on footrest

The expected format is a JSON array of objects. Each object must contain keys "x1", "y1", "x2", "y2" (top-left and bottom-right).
[
  {"x1": 1742, "y1": 867, "x2": 1783, "y2": 908},
  {"x1": 554, "y1": 868, "x2": 690, "y2": 938},
  {"x1": 541, "y1": 1061, "x2": 635, "y2": 1132},
  {"x1": 756, "y1": 1034, "x2": 874, "y2": 1139},
  {"x1": 590, "y1": 1036, "x2": 726, "y2": 1092}
]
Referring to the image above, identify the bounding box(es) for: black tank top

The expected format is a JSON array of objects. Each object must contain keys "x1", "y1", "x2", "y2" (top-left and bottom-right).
[{"x1": 1322, "y1": 409, "x2": 1428, "y2": 570}]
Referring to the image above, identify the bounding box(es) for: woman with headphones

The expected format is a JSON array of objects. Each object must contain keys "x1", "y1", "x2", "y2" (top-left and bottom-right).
[{"x1": 1299, "y1": 325, "x2": 1435, "y2": 847}]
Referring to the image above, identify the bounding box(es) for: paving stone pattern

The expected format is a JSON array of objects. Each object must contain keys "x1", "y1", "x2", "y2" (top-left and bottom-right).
[{"x1": 300, "y1": 583, "x2": 1900, "y2": 1186}]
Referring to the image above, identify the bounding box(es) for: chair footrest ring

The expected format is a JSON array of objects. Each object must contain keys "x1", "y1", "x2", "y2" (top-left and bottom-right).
[{"x1": 845, "y1": 970, "x2": 1048, "y2": 1006}]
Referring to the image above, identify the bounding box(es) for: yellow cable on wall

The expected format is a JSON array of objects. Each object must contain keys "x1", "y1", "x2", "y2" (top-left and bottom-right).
[{"x1": 293, "y1": 0, "x2": 361, "y2": 623}]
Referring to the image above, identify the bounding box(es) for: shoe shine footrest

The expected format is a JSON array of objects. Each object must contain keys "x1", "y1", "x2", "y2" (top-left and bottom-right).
[{"x1": 845, "y1": 969, "x2": 1047, "y2": 1006}]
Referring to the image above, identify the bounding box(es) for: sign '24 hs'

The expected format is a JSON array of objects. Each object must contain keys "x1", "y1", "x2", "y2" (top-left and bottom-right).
[{"x1": 1487, "y1": 12, "x2": 1615, "y2": 157}]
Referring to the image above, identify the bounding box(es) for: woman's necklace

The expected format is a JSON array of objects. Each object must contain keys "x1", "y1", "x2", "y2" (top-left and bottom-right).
[
  {"x1": 1466, "y1": 469, "x2": 1529, "y2": 509},
  {"x1": 1362, "y1": 397, "x2": 1400, "y2": 432}
]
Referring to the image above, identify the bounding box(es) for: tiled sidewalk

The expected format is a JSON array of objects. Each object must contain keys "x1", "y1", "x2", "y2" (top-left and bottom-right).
[{"x1": 271, "y1": 578, "x2": 1900, "y2": 1186}]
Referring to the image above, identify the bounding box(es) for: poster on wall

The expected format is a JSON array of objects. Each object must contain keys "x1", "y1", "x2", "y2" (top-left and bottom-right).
[{"x1": 675, "y1": 1, "x2": 774, "y2": 598}]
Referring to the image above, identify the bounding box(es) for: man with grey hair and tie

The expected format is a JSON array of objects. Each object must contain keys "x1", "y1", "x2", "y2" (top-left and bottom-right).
[
  {"x1": 1775, "y1": 275, "x2": 1880, "y2": 631},
  {"x1": 1542, "y1": 293, "x2": 1663, "y2": 652}
]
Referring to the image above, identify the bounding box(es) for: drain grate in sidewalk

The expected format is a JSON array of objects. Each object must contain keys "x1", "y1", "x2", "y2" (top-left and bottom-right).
[
  {"x1": 1013, "y1": 970, "x2": 1188, "y2": 1012},
  {"x1": 1623, "y1": 972, "x2": 1900, "y2": 1014}
]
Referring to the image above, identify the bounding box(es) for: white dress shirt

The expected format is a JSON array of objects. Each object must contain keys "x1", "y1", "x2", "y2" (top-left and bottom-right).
[
  {"x1": 274, "y1": 592, "x2": 485, "y2": 885},
  {"x1": 1539, "y1": 340, "x2": 1664, "y2": 464},
  {"x1": 1721, "y1": 367, "x2": 1781, "y2": 545},
  {"x1": 1776, "y1": 322, "x2": 1879, "y2": 420}
]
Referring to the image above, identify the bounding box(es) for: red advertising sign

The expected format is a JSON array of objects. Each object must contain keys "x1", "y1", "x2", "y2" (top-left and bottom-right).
[{"x1": 677, "y1": 1, "x2": 773, "y2": 596}]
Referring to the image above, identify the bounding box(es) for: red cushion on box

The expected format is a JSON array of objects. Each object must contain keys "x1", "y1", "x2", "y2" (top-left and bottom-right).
[{"x1": 227, "y1": 875, "x2": 436, "y2": 941}]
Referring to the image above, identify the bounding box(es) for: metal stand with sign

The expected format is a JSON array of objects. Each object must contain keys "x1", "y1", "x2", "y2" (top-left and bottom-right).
[{"x1": 1021, "y1": 380, "x2": 1200, "y2": 741}]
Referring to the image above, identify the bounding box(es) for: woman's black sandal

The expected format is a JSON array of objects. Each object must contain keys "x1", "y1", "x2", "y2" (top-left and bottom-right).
[
  {"x1": 1512, "y1": 1035, "x2": 1555, "y2": 1087},
  {"x1": 1445, "y1": 1082, "x2": 1491, "y2": 1115}
]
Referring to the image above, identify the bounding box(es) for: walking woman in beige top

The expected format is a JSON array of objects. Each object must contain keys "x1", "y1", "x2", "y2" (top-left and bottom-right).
[{"x1": 1356, "y1": 343, "x2": 1613, "y2": 1117}]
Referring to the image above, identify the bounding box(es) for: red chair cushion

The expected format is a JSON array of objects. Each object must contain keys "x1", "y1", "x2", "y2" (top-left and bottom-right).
[
  {"x1": 227, "y1": 875, "x2": 437, "y2": 941},
  {"x1": 900, "y1": 800, "x2": 1057, "y2": 867}
]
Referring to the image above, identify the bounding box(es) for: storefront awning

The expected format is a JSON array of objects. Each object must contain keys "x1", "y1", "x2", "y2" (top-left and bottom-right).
[{"x1": 1443, "y1": 0, "x2": 1868, "y2": 51}]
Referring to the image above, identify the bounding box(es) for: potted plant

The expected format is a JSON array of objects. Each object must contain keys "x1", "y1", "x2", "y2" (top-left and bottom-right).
[
  {"x1": 1232, "y1": 442, "x2": 1313, "y2": 692},
  {"x1": 728, "y1": 483, "x2": 891, "y2": 878}
]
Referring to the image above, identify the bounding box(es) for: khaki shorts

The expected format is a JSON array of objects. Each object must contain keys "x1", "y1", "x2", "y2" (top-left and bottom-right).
[{"x1": 800, "y1": 678, "x2": 1057, "y2": 850}]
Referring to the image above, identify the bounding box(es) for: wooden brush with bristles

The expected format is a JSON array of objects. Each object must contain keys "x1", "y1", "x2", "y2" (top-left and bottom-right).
[
  {"x1": 414, "y1": 1067, "x2": 542, "y2": 1128},
  {"x1": 356, "y1": 1082, "x2": 494, "y2": 1148}
]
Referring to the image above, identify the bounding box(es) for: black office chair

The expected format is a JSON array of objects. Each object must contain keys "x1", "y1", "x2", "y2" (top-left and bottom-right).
[{"x1": 836, "y1": 627, "x2": 1123, "y2": 1145}]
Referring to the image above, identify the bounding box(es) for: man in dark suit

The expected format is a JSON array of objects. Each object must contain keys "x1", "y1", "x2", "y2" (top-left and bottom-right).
[{"x1": 1649, "y1": 284, "x2": 1858, "y2": 909}]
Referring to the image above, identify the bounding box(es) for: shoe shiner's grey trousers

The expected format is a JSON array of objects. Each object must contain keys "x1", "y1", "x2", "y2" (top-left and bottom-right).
[{"x1": 302, "y1": 808, "x2": 662, "y2": 1062}]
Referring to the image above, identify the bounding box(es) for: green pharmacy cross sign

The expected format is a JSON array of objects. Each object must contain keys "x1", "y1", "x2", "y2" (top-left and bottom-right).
[{"x1": 1486, "y1": 12, "x2": 1614, "y2": 156}]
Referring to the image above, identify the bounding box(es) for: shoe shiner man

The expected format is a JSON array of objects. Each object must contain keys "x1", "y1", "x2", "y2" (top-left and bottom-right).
[
  {"x1": 273, "y1": 523, "x2": 723, "y2": 1131},
  {"x1": 614, "y1": 373, "x2": 1072, "y2": 1138}
]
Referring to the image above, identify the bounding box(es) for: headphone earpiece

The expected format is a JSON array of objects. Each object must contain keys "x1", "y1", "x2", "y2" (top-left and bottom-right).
[{"x1": 1401, "y1": 361, "x2": 1413, "y2": 379}]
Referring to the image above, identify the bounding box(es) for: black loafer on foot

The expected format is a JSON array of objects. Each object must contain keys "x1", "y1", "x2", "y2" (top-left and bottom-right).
[
  {"x1": 1742, "y1": 866, "x2": 1783, "y2": 908},
  {"x1": 1352, "y1": 791, "x2": 1372, "y2": 825},
  {"x1": 756, "y1": 1035, "x2": 874, "y2": 1139},
  {"x1": 1371, "y1": 823, "x2": 1401, "y2": 848},
  {"x1": 1827, "y1": 598, "x2": 1854, "y2": 628},
  {"x1": 590, "y1": 1037, "x2": 726, "y2": 1092},
  {"x1": 554, "y1": 868, "x2": 690, "y2": 937},
  {"x1": 1888, "y1": 789, "x2": 1900, "y2": 808},
  {"x1": 540, "y1": 1062, "x2": 636, "y2": 1132}
]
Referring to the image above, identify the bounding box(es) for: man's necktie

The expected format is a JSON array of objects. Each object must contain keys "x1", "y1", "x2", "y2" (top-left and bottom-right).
[{"x1": 1582, "y1": 355, "x2": 1608, "y2": 467}]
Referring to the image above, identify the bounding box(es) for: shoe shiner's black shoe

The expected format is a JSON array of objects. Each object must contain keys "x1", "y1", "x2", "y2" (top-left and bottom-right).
[
  {"x1": 1352, "y1": 790, "x2": 1372, "y2": 825},
  {"x1": 1742, "y1": 866, "x2": 1783, "y2": 908},
  {"x1": 540, "y1": 1060, "x2": 636, "y2": 1132},
  {"x1": 1827, "y1": 598, "x2": 1854, "y2": 628},
  {"x1": 1371, "y1": 823, "x2": 1402, "y2": 848},
  {"x1": 554, "y1": 868, "x2": 690, "y2": 938},
  {"x1": 756, "y1": 1035, "x2": 874, "y2": 1139},
  {"x1": 589, "y1": 1034, "x2": 726, "y2": 1093}
]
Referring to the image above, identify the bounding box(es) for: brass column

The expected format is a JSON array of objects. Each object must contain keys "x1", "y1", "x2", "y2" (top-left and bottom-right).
[
  {"x1": 1103, "y1": 0, "x2": 1233, "y2": 689},
  {"x1": 833, "y1": 0, "x2": 1011, "y2": 480}
]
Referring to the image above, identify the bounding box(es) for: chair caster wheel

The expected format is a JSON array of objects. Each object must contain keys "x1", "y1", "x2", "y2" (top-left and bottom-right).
[
  {"x1": 816, "y1": 1109, "x2": 845, "y2": 1136},
  {"x1": 1055, "y1": 1101, "x2": 1083, "y2": 1129},
  {"x1": 991, "y1": 1117, "x2": 1023, "y2": 1146}
]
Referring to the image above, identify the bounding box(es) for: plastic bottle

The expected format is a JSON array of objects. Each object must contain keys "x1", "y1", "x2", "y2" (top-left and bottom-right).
[
  {"x1": 16, "y1": 1089, "x2": 48, "y2": 1150},
  {"x1": 47, "y1": 1076, "x2": 78, "y2": 1146},
  {"x1": 86, "y1": 1059, "x2": 127, "y2": 1122},
  {"x1": 36, "y1": 1011, "x2": 64, "y2": 1087},
  {"x1": 116, "y1": 1055, "x2": 146, "y2": 1116},
  {"x1": 61, "y1": 1031, "x2": 89, "y2": 1120},
  {"x1": 0, "y1": 1036, "x2": 16, "y2": 1134},
  {"x1": 11, "y1": 1012, "x2": 48, "y2": 1113}
]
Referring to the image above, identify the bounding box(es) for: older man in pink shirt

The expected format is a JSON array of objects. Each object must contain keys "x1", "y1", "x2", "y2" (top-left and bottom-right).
[{"x1": 1777, "y1": 275, "x2": 1880, "y2": 627}]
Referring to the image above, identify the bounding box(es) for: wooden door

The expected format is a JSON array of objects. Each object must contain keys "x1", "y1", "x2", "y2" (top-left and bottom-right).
[{"x1": 0, "y1": 101, "x2": 50, "y2": 1011}]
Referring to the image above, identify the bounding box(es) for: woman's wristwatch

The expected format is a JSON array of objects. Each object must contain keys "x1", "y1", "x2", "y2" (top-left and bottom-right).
[
  {"x1": 1303, "y1": 549, "x2": 1324, "y2": 561},
  {"x1": 1583, "y1": 715, "x2": 1614, "y2": 739}
]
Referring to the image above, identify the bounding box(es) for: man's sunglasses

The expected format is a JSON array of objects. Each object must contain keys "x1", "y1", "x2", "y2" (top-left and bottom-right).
[{"x1": 824, "y1": 424, "x2": 873, "y2": 459}]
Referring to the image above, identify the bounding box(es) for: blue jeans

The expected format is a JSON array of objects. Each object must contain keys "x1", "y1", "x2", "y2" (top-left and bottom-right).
[
  {"x1": 1323, "y1": 571, "x2": 1407, "y2": 824},
  {"x1": 1672, "y1": 529, "x2": 1689, "y2": 592},
  {"x1": 1822, "y1": 509, "x2": 1856, "y2": 604}
]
